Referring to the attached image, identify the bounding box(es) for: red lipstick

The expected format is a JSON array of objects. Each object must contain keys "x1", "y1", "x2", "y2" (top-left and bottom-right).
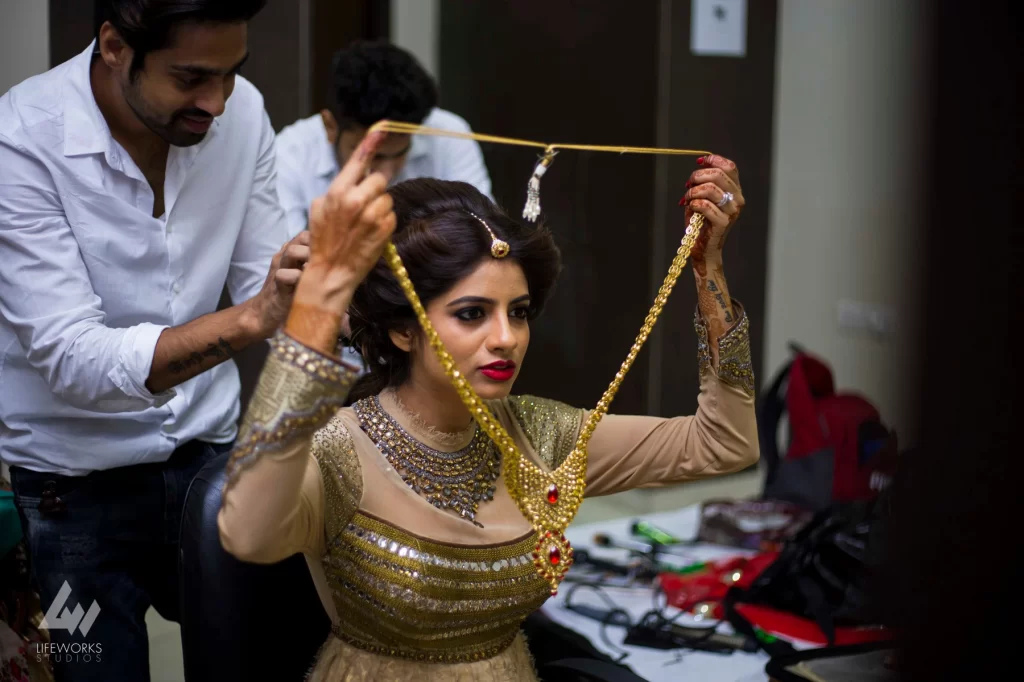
[{"x1": 479, "y1": 360, "x2": 516, "y2": 382}]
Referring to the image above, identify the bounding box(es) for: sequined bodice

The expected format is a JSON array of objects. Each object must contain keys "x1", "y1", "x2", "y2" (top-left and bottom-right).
[
  {"x1": 307, "y1": 395, "x2": 585, "y2": 665},
  {"x1": 322, "y1": 511, "x2": 552, "y2": 663}
]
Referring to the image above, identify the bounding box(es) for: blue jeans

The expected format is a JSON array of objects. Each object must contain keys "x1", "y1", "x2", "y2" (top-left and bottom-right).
[{"x1": 9, "y1": 440, "x2": 231, "y2": 682}]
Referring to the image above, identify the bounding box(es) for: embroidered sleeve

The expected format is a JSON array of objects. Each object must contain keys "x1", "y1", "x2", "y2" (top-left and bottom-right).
[
  {"x1": 311, "y1": 418, "x2": 363, "y2": 547},
  {"x1": 224, "y1": 331, "x2": 360, "y2": 487},
  {"x1": 505, "y1": 395, "x2": 584, "y2": 470},
  {"x1": 694, "y1": 301, "x2": 755, "y2": 397}
]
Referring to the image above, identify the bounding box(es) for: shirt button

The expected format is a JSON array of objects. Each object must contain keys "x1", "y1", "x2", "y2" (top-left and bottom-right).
[{"x1": 173, "y1": 282, "x2": 182, "y2": 294}]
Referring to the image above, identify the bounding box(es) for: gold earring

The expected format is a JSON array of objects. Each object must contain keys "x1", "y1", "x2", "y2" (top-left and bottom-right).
[{"x1": 467, "y1": 211, "x2": 510, "y2": 258}]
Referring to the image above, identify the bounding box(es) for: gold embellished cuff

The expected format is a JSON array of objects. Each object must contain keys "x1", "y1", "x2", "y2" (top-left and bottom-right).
[
  {"x1": 224, "y1": 331, "x2": 360, "y2": 486},
  {"x1": 695, "y1": 302, "x2": 755, "y2": 397}
]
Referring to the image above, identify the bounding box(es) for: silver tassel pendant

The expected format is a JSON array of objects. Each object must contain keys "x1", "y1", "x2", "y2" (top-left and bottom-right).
[{"x1": 522, "y1": 150, "x2": 557, "y2": 222}]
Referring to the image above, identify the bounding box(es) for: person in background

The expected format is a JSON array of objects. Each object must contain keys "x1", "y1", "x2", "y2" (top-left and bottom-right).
[
  {"x1": 0, "y1": 1, "x2": 305, "y2": 679},
  {"x1": 274, "y1": 40, "x2": 493, "y2": 238}
]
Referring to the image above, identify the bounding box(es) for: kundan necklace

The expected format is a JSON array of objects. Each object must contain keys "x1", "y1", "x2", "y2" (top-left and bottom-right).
[
  {"x1": 354, "y1": 394, "x2": 501, "y2": 527},
  {"x1": 369, "y1": 119, "x2": 708, "y2": 594}
]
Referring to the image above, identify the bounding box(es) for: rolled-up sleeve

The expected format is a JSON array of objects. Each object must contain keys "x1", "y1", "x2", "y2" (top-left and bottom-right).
[
  {"x1": 105, "y1": 322, "x2": 173, "y2": 402},
  {"x1": 0, "y1": 134, "x2": 173, "y2": 412},
  {"x1": 227, "y1": 110, "x2": 290, "y2": 306}
]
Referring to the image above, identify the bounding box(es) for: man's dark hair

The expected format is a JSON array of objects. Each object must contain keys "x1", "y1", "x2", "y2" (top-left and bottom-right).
[
  {"x1": 330, "y1": 41, "x2": 438, "y2": 131},
  {"x1": 94, "y1": 0, "x2": 267, "y2": 75}
]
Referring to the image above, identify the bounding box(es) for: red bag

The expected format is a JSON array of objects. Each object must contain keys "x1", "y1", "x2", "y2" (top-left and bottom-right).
[
  {"x1": 760, "y1": 349, "x2": 898, "y2": 511},
  {"x1": 658, "y1": 553, "x2": 778, "y2": 613}
]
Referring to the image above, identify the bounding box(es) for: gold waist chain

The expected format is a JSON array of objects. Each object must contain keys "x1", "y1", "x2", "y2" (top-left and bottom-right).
[{"x1": 371, "y1": 120, "x2": 707, "y2": 594}]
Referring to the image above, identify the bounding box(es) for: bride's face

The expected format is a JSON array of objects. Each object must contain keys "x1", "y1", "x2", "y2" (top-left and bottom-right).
[{"x1": 391, "y1": 259, "x2": 531, "y2": 401}]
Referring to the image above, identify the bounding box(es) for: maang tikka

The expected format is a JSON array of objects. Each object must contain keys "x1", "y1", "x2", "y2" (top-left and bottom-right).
[{"x1": 467, "y1": 211, "x2": 510, "y2": 258}]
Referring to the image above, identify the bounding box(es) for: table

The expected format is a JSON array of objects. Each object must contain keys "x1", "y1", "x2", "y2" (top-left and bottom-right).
[{"x1": 541, "y1": 504, "x2": 772, "y2": 682}]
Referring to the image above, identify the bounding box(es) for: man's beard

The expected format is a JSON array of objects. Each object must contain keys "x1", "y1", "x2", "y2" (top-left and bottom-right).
[{"x1": 123, "y1": 80, "x2": 210, "y2": 148}]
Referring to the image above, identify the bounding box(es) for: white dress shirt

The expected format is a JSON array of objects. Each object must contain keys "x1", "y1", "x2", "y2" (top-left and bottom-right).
[
  {"x1": 0, "y1": 44, "x2": 290, "y2": 476},
  {"x1": 274, "y1": 108, "x2": 493, "y2": 236}
]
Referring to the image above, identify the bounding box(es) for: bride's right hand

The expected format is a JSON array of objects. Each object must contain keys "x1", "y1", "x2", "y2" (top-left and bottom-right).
[
  {"x1": 307, "y1": 129, "x2": 397, "y2": 291},
  {"x1": 286, "y1": 129, "x2": 396, "y2": 355}
]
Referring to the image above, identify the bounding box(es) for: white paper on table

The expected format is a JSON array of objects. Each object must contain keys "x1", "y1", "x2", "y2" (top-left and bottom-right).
[
  {"x1": 541, "y1": 506, "x2": 771, "y2": 682},
  {"x1": 691, "y1": 0, "x2": 747, "y2": 57}
]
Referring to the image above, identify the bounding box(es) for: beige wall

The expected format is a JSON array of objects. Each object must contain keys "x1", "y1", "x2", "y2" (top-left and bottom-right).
[
  {"x1": 391, "y1": 0, "x2": 439, "y2": 81},
  {"x1": 0, "y1": 0, "x2": 49, "y2": 95},
  {"x1": 764, "y1": 0, "x2": 925, "y2": 442}
]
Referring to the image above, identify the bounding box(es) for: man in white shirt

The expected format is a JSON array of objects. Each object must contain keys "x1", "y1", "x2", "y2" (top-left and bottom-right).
[
  {"x1": 275, "y1": 41, "x2": 493, "y2": 237},
  {"x1": 0, "y1": 1, "x2": 303, "y2": 678},
  {"x1": 276, "y1": 41, "x2": 492, "y2": 374}
]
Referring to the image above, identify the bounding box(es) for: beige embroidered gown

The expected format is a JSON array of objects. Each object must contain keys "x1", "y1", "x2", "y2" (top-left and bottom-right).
[{"x1": 217, "y1": 310, "x2": 758, "y2": 681}]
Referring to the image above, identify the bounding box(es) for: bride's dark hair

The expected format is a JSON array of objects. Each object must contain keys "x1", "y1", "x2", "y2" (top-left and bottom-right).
[{"x1": 346, "y1": 178, "x2": 562, "y2": 401}]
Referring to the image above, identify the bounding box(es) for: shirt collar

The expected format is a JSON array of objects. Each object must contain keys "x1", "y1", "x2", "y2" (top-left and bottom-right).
[
  {"x1": 61, "y1": 40, "x2": 217, "y2": 166},
  {"x1": 63, "y1": 41, "x2": 114, "y2": 158}
]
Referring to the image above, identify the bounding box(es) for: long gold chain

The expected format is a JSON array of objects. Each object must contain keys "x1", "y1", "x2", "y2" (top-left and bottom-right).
[
  {"x1": 381, "y1": 211, "x2": 704, "y2": 594},
  {"x1": 371, "y1": 119, "x2": 710, "y2": 158}
]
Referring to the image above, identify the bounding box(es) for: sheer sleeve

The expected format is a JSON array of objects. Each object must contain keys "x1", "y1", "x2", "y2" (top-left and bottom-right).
[
  {"x1": 217, "y1": 331, "x2": 361, "y2": 563},
  {"x1": 583, "y1": 305, "x2": 759, "y2": 497}
]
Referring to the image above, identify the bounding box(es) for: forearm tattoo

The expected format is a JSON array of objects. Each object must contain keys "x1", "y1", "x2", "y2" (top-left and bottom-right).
[{"x1": 168, "y1": 337, "x2": 235, "y2": 374}]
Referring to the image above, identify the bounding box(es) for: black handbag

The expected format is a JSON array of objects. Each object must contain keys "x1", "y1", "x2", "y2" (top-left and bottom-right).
[
  {"x1": 724, "y1": 499, "x2": 888, "y2": 652},
  {"x1": 765, "y1": 641, "x2": 898, "y2": 682},
  {"x1": 522, "y1": 612, "x2": 648, "y2": 682}
]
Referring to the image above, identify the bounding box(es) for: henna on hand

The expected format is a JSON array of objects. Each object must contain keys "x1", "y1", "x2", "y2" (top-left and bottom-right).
[
  {"x1": 690, "y1": 216, "x2": 713, "y2": 277},
  {"x1": 683, "y1": 153, "x2": 741, "y2": 367}
]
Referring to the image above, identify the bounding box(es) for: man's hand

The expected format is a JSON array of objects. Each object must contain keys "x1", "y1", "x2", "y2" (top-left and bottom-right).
[
  {"x1": 146, "y1": 229, "x2": 315, "y2": 394},
  {"x1": 245, "y1": 230, "x2": 311, "y2": 338}
]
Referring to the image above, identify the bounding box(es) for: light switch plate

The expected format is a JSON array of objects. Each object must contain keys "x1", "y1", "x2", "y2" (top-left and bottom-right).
[{"x1": 838, "y1": 299, "x2": 893, "y2": 337}]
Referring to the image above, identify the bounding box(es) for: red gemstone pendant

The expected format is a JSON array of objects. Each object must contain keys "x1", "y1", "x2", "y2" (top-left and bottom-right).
[
  {"x1": 532, "y1": 531, "x2": 574, "y2": 596},
  {"x1": 546, "y1": 484, "x2": 559, "y2": 505}
]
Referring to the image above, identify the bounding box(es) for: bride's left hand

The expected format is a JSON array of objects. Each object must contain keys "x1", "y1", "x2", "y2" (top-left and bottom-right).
[{"x1": 680, "y1": 154, "x2": 745, "y2": 261}]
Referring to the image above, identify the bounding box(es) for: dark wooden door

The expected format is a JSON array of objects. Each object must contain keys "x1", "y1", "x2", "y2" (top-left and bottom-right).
[
  {"x1": 440, "y1": 0, "x2": 662, "y2": 416},
  {"x1": 655, "y1": 0, "x2": 776, "y2": 418},
  {"x1": 439, "y1": 1, "x2": 776, "y2": 416}
]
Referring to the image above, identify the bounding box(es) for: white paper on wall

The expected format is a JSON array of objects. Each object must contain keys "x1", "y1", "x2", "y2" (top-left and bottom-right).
[{"x1": 691, "y1": 0, "x2": 747, "y2": 58}]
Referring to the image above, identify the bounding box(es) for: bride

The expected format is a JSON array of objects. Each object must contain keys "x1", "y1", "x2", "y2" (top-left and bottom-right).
[{"x1": 217, "y1": 130, "x2": 758, "y2": 680}]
